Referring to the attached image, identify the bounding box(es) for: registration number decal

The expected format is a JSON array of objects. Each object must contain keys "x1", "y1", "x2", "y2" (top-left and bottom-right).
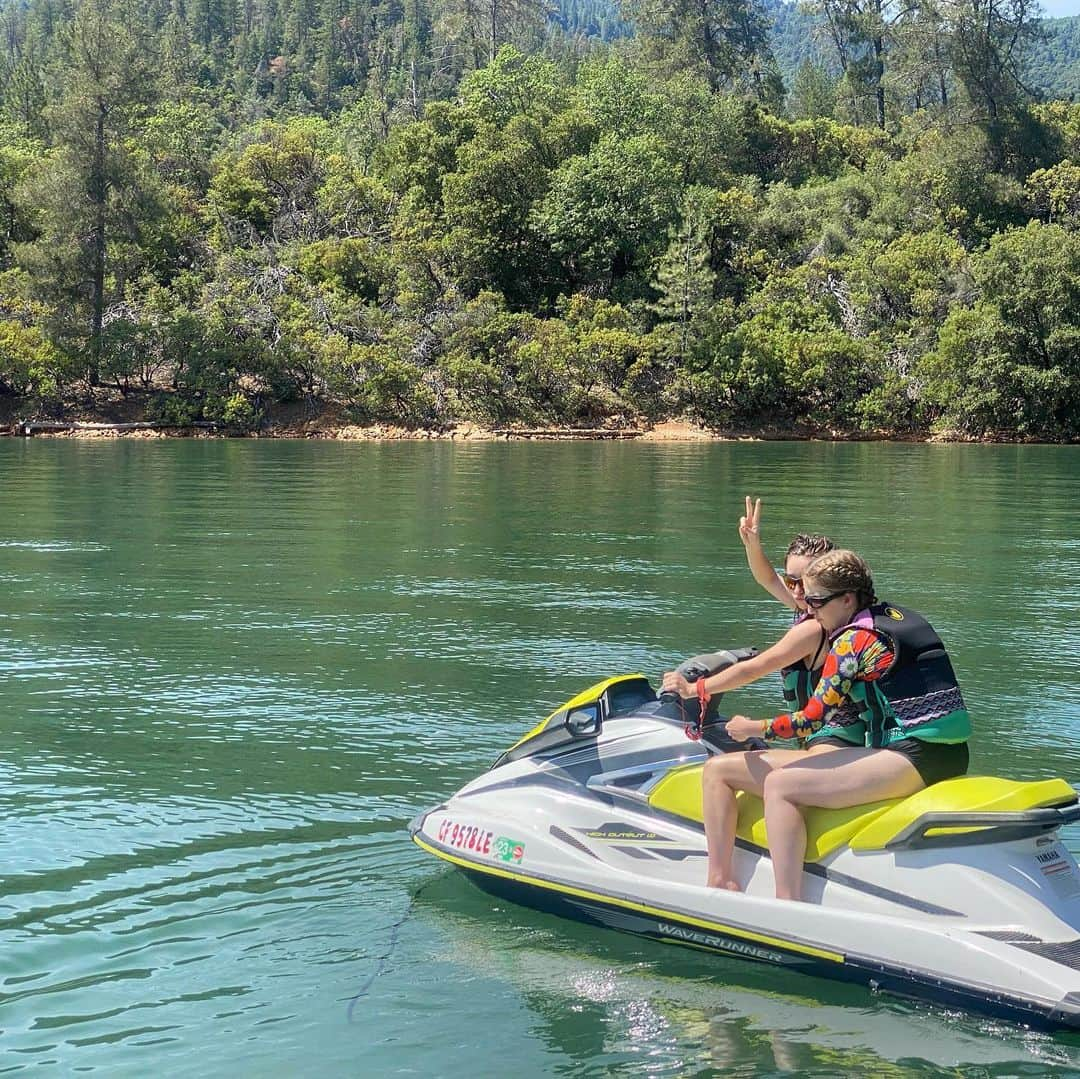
[
  {"x1": 437, "y1": 818, "x2": 493, "y2": 855},
  {"x1": 435, "y1": 819, "x2": 525, "y2": 863}
]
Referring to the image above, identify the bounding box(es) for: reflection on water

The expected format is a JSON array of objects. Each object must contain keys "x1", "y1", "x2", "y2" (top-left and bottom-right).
[
  {"x1": 412, "y1": 879, "x2": 1080, "y2": 1077},
  {"x1": 0, "y1": 439, "x2": 1078, "y2": 1074}
]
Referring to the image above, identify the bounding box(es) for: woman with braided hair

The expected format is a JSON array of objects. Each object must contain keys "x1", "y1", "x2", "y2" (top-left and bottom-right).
[{"x1": 724, "y1": 549, "x2": 972, "y2": 901}]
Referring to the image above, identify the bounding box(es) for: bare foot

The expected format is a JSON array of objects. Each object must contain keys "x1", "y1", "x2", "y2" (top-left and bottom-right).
[{"x1": 706, "y1": 874, "x2": 743, "y2": 892}]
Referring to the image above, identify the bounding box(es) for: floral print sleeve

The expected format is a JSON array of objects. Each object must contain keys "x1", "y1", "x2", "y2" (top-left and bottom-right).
[{"x1": 764, "y1": 628, "x2": 894, "y2": 741}]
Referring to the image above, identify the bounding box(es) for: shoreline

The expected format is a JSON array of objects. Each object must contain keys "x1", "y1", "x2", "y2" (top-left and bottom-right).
[
  {"x1": 1, "y1": 399, "x2": 1074, "y2": 445},
  {"x1": 1, "y1": 416, "x2": 1071, "y2": 444}
]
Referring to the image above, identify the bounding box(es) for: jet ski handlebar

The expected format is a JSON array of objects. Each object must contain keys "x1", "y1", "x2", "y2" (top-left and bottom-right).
[
  {"x1": 658, "y1": 646, "x2": 759, "y2": 705},
  {"x1": 655, "y1": 646, "x2": 763, "y2": 750},
  {"x1": 674, "y1": 647, "x2": 758, "y2": 686}
]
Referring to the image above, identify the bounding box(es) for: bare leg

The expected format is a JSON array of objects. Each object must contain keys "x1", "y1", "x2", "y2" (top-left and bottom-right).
[
  {"x1": 701, "y1": 746, "x2": 840, "y2": 890},
  {"x1": 762, "y1": 792, "x2": 809, "y2": 902},
  {"x1": 763, "y1": 749, "x2": 924, "y2": 901},
  {"x1": 702, "y1": 755, "x2": 743, "y2": 890}
]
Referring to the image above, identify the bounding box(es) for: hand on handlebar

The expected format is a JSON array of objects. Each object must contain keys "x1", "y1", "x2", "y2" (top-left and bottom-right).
[
  {"x1": 660, "y1": 671, "x2": 696, "y2": 700},
  {"x1": 726, "y1": 715, "x2": 766, "y2": 742}
]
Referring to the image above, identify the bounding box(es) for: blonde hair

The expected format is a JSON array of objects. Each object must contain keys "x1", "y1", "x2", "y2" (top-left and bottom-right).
[{"x1": 805, "y1": 549, "x2": 877, "y2": 609}]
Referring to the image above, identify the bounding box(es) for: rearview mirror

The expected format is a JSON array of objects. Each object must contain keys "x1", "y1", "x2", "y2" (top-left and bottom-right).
[{"x1": 565, "y1": 704, "x2": 601, "y2": 739}]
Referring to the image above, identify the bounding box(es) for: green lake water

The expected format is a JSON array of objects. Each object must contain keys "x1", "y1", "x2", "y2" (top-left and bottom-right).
[{"x1": 1, "y1": 438, "x2": 1079, "y2": 1076}]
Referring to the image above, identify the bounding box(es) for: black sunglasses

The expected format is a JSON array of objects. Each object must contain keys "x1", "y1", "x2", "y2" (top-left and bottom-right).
[{"x1": 803, "y1": 590, "x2": 849, "y2": 610}]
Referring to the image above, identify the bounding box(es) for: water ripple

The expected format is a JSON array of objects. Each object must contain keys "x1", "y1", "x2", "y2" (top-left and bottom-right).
[{"x1": 1, "y1": 439, "x2": 1078, "y2": 1075}]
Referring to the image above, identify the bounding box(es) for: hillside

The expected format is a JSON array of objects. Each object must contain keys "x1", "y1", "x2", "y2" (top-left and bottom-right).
[
  {"x1": 555, "y1": 0, "x2": 1080, "y2": 102},
  {"x1": 0, "y1": 0, "x2": 1077, "y2": 442},
  {"x1": 1026, "y1": 14, "x2": 1080, "y2": 99}
]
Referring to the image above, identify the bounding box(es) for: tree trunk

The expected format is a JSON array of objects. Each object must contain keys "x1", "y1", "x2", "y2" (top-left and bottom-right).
[
  {"x1": 873, "y1": 32, "x2": 885, "y2": 128},
  {"x1": 699, "y1": 0, "x2": 720, "y2": 90},
  {"x1": 89, "y1": 100, "x2": 107, "y2": 386}
]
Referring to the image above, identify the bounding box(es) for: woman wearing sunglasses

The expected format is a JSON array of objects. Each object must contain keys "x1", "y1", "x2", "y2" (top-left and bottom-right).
[
  {"x1": 661, "y1": 499, "x2": 847, "y2": 735},
  {"x1": 661, "y1": 499, "x2": 860, "y2": 890},
  {"x1": 724, "y1": 548, "x2": 971, "y2": 901},
  {"x1": 734, "y1": 496, "x2": 864, "y2": 748}
]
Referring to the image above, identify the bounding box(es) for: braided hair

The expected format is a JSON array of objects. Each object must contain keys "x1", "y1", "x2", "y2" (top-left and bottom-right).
[{"x1": 804, "y1": 549, "x2": 877, "y2": 610}]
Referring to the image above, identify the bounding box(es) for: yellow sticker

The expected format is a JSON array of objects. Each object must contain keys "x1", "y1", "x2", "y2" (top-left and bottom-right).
[{"x1": 885, "y1": 607, "x2": 904, "y2": 621}]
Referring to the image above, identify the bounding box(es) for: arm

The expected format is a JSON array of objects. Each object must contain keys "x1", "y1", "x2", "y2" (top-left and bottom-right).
[
  {"x1": 661, "y1": 619, "x2": 823, "y2": 699},
  {"x1": 739, "y1": 495, "x2": 797, "y2": 611},
  {"x1": 727, "y1": 628, "x2": 893, "y2": 742}
]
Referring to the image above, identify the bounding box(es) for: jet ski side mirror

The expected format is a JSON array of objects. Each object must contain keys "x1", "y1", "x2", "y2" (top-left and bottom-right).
[{"x1": 565, "y1": 704, "x2": 602, "y2": 739}]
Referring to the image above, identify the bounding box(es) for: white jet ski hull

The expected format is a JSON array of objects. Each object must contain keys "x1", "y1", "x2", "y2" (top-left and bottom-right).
[{"x1": 412, "y1": 679, "x2": 1080, "y2": 1029}]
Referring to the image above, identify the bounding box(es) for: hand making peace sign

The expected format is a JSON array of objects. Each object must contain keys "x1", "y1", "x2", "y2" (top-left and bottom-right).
[{"x1": 738, "y1": 495, "x2": 762, "y2": 550}]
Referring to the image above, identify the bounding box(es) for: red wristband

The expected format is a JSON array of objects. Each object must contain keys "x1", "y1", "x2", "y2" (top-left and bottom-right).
[
  {"x1": 696, "y1": 677, "x2": 711, "y2": 726},
  {"x1": 696, "y1": 677, "x2": 711, "y2": 705}
]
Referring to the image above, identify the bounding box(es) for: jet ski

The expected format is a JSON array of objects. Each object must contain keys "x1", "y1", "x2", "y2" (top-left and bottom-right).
[{"x1": 410, "y1": 649, "x2": 1080, "y2": 1030}]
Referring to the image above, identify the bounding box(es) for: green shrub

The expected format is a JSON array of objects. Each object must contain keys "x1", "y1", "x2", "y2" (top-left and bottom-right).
[
  {"x1": 920, "y1": 222, "x2": 1080, "y2": 437},
  {"x1": 146, "y1": 392, "x2": 200, "y2": 426},
  {"x1": 206, "y1": 391, "x2": 262, "y2": 431},
  {"x1": 0, "y1": 319, "x2": 64, "y2": 398}
]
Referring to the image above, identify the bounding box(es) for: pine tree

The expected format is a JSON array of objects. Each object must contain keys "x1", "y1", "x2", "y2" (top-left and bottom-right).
[
  {"x1": 399, "y1": 0, "x2": 431, "y2": 114},
  {"x1": 15, "y1": 0, "x2": 157, "y2": 384},
  {"x1": 160, "y1": 0, "x2": 197, "y2": 98},
  {"x1": 944, "y1": 0, "x2": 1040, "y2": 126},
  {"x1": 790, "y1": 58, "x2": 837, "y2": 118},
  {"x1": 652, "y1": 192, "x2": 715, "y2": 365},
  {"x1": 625, "y1": 0, "x2": 774, "y2": 94},
  {"x1": 885, "y1": 0, "x2": 951, "y2": 113},
  {"x1": 809, "y1": 0, "x2": 890, "y2": 126}
]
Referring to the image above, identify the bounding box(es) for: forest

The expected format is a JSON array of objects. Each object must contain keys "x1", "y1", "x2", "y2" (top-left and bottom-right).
[{"x1": 0, "y1": 0, "x2": 1077, "y2": 439}]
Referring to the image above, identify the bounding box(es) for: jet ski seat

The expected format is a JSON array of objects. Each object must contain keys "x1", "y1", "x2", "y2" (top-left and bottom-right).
[
  {"x1": 647, "y1": 763, "x2": 900, "y2": 860},
  {"x1": 848, "y1": 775, "x2": 1077, "y2": 850},
  {"x1": 647, "y1": 765, "x2": 1078, "y2": 862}
]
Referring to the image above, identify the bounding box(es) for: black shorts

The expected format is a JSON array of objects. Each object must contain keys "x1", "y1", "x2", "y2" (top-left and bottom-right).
[
  {"x1": 887, "y1": 738, "x2": 969, "y2": 786},
  {"x1": 808, "y1": 735, "x2": 863, "y2": 750}
]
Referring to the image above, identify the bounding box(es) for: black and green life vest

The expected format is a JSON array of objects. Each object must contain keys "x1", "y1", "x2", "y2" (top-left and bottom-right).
[{"x1": 830, "y1": 602, "x2": 972, "y2": 749}]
